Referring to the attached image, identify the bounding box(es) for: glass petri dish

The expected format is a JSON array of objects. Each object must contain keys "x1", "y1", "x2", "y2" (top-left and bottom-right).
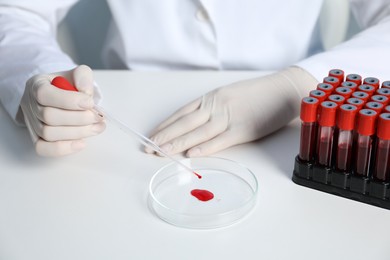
[{"x1": 148, "y1": 157, "x2": 258, "y2": 229}]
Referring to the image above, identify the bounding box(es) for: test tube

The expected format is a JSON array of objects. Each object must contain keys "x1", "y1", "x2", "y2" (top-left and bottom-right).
[
  {"x1": 376, "y1": 88, "x2": 390, "y2": 99},
  {"x1": 317, "y1": 83, "x2": 334, "y2": 97},
  {"x1": 373, "y1": 113, "x2": 390, "y2": 182},
  {"x1": 358, "y1": 84, "x2": 376, "y2": 97},
  {"x1": 299, "y1": 97, "x2": 319, "y2": 162},
  {"x1": 352, "y1": 91, "x2": 370, "y2": 103},
  {"x1": 354, "y1": 109, "x2": 377, "y2": 177},
  {"x1": 336, "y1": 104, "x2": 358, "y2": 172},
  {"x1": 327, "y1": 94, "x2": 345, "y2": 106},
  {"x1": 341, "y1": 81, "x2": 358, "y2": 92},
  {"x1": 335, "y1": 87, "x2": 353, "y2": 99},
  {"x1": 309, "y1": 89, "x2": 326, "y2": 103},
  {"x1": 346, "y1": 74, "x2": 362, "y2": 85},
  {"x1": 365, "y1": 101, "x2": 384, "y2": 114},
  {"x1": 382, "y1": 81, "x2": 390, "y2": 89},
  {"x1": 329, "y1": 69, "x2": 344, "y2": 82},
  {"x1": 346, "y1": 98, "x2": 365, "y2": 111},
  {"x1": 316, "y1": 101, "x2": 337, "y2": 167},
  {"x1": 363, "y1": 77, "x2": 380, "y2": 89},
  {"x1": 370, "y1": 95, "x2": 389, "y2": 105},
  {"x1": 323, "y1": 76, "x2": 340, "y2": 88}
]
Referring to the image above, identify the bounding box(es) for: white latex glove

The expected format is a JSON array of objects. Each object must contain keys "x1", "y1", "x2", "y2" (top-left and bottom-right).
[
  {"x1": 20, "y1": 65, "x2": 105, "y2": 157},
  {"x1": 146, "y1": 66, "x2": 318, "y2": 157}
]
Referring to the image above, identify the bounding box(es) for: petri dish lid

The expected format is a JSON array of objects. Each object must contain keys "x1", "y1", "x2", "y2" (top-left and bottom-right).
[{"x1": 148, "y1": 157, "x2": 258, "y2": 229}]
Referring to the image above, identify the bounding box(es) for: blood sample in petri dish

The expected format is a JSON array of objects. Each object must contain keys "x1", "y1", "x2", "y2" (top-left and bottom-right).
[
  {"x1": 358, "y1": 84, "x2": 376, "y2": 97},
  {"x1": 346, "y1": 98, "x2": 365, "y2": 111},
  {"x1": 352, "y1": 91, "x2": 370, "y2": 103},
  {"x1": 336, "y1": 104, "x2": 358, "y2": 172},
  {"x1": 346, "y1": 74, "x2": 362, "y2": 85},
  {"x1": 327, "y1": 94, "x2": 345, "y2": 106},
  {"x1": 329, "y1": 69, "x2": 344, "y2": 83},
  {"x1": 341, "y1": 81, "x2": 358, "y2": 92},
  {"x1": 382, "y1": 81, "x2": 390, "y2": 89},
  {"x1": 323, "y1": 76, "x2": 340, "y2": 88},
  {"x1": 370, "y1": 95, "x2": 388, "y2": 105},
  {"x1": 316, "y1": 101, "x2": 337, "y2": 167},
  {"x1": 335, "y1": 87, "x2": 353, "y2": 99},
  {"x1": 365, "y1": 101, "x2": 384, "y2": 114},
  {"x1": 310, "y1": 89, "x2": 326, "y2": 103},
  {"x1": 191, "y1": 189, "x2": 214, "y2": 202},
  {"x1": 373, "y1": 113, "x2": 390, "y2": 182},
  {"x1": 363, "y1": 77, "x2": 380, "y2": 89},
  {"x1": 317, "y1": 83, "x2": 334, "y2": 97},
  {"x1": 299, "y1": 97, "x2": 319, "y2": 162},
  {"x1": 354, "y1": 109, "x2": 377, "y2": 177}
]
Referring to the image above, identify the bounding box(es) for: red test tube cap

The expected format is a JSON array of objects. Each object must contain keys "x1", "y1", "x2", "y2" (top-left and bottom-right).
[
  {"x1": 327, "y1": 94, "x2": 345, "y2": 106},
  {"x1": 357, "y1": 109, "x2": 377, "y2": 136},
  {"x1": 358, "y1": 84, "x2": 376, "y2": 96},
  {"x1": 382, "y1": 81, "x2": 390, "y2": 89},
  {"x1": 377, "y1": 113, "x2": 390, "y2": 140},
  {"x1": 385, "y1": 105, "x2": 390, "y2": 113},
  {"x1": 371, "y1": 95, "x2": 389, "y2": 105},
  {"x1": 365, "y1": 101, "x2": 383, "y2": 114},
  {"x1": 346, "y1": 74, "x2": 362, "y2": 85},
  {"x1": 376, "y1": 88, "x2": 390, "y2": 98},
  {"x1": 329, "y1": 69, "x2": 344, "y2": 83},
  {"x1": 300, "y1": 97, "x2": 319, "y2": 122},
  {"x1": 318, "y1": 101, "x2": 337, "y2": 126},
  {"x1": 317, "y1": 83, "x2": 334, "y2": 96},
  {"x1": 363, "y1": 77, "x2": 380, "y2": 89},
  {"x1": 337, "y1": 104, "x2": 357, "y2": 130},
  {"x1": 335, "y1": 87, "x2": 353, "y2": 99},
  {"x1": 309, "y1": 89, "x2": 326, "y2": 103},
  {"x1": 341, "y1": 81, "x2": 358, "y2": 91},
  {"x1": 323, "y1": 76, "x2": 340, "y2": 88},
  {"x1": 352, "y1": 91, "x2": 370, "y2": 103},
  {"x1": 346, "y1": 98, "x2": 365, "y2": 110}
]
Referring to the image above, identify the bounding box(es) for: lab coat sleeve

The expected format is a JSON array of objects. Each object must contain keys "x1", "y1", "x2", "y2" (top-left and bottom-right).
[
  {"x1": 0, "y1": 1, "x2": 77, "y2": 125},
  {"x1": 296, "y1": 0, "x2": 390, "y2": 84}
]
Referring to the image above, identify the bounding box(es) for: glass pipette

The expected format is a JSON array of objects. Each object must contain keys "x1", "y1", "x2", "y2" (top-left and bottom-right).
[{"x1": 51, "y1": 76, "x2": 201, "y2": 179}]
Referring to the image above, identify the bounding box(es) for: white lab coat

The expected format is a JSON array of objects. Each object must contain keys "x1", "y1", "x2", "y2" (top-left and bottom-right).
[{"x1": 0, "y1": 0, "x2": 389, "y2": 124}]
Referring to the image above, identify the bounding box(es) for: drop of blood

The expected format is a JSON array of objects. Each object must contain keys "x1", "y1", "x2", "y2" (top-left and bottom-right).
[{"x1": 191, "y1": 189, "x2": 214, "y2": 202}]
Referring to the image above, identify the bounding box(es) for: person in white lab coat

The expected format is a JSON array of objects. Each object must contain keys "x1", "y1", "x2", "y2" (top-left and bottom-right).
[{"x1": 0, "y1": 0, "x2": 389, "y2": 157}]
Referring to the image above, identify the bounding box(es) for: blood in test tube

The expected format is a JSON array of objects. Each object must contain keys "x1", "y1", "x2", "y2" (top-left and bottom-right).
[
  {"x1": 346, "y1": 98, "x2": 365, "y2": 111},
  {"x1": 358, "y1": 84, "x2": 376, "y2": 97},
  {"x1": 323, "y1": 76, "x2": 340, "y2": 88},
  {"x1": 346, "y1": 74, "x2": 362, "y2": 85},
  {"x1": 373, "y1": 113, "x2": 390, "y2": 182},
  {"x1": 382, "y1": 81, "x2": 390, "y2": 89},
  {"x1": 327, "y1": 94, "x2": 345, "y2": 106},
  {"x1": 370, "y1": 95, "x2": 389, "y2": 105},
  {"x1": 365, "y1": 101, "x2": 384, "y2": 114},
  {"x1": 317, "y1": 83, "x2": 334, "y2": 97},
  {"x1": 352, "y1": 91, "x2": 370, "y2": 103},
  {"x1": 336, "y1": 104, "x2": 358, "y2": 172},
  {"x1": 363, "y1": 77, "x2": 380, "y2": 89},
  {"x1": 385, "y1": 105, "x2": 390, "y2": 113},
  {"x1": 341, "y1": 81, "x2": 358, "y2": 92},
  {"x1": 354, "y1": 109, "x2": 377, "y2": 177},
  {"x1": 316, "y1": 101, "x2": 337, "y2": 167},
  {"x1": 335, "y1": 87, "x2": 353, "y2": 99},
  {"x1": 310, "y1": 89, "x2": 326, "y2": 103},
  {"x1": 329, "y1": 69, "x2": 344, "y2": 82},
  {"x1": 299, "y1": 97, "x2": 319, "y2": 162}
]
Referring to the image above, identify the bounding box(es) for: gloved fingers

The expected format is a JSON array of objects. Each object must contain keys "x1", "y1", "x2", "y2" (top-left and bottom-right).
[
  {"x1": 30, "y1": 75, "x2": 94, "y2": 110},
  {"x1": 149, "y1": 98, "x2": 202, "y2": 136},
  {"x1": 145, "y1": 109, "x2": 209, "y2": 153},
  {"x1": 157, "y1": 120, "x2": 227, "y2": 155},
  {"x1": 34, "y1": 121, "x2": 106, "y2": 142},
  {"x1": 34, "y1": 103, "x2": 104, "y2": 126},
  {"x1": 186, "y1": 130, "x2": 239, "y2": 157},
  {"x1": 72, "y1": 65, "x2": 94, "y2": 96},
  {"x1": 35, "y1": 139, "x2": 87, "y2": 157}
]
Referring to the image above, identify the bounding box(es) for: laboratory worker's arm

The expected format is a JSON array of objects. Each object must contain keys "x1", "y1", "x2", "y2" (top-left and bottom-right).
[
  {"x1": 146, "y1": 0, "x2": 390, "y2": 157},
  {"x1": 0, "y1": 1, "x2": 105, "y2": 157}
]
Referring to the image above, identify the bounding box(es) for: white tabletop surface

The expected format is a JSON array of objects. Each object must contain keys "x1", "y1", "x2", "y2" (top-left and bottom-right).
[{"x1": 0, "y1": 71, "x2": 389, "y2": 260}]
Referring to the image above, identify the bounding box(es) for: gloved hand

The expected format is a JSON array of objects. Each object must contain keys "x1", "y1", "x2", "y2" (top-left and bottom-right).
[
  {"x1": 20, "y1": 65, "x2": 105, "y2": 157},
  {"x1": 145, "y1": 66, "x2": 318, "y2": 157}
]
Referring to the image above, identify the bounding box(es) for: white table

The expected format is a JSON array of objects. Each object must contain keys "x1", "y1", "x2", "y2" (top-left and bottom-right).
[{"x1": 0, "y1": 71, "x2": 389, "y2": 260}]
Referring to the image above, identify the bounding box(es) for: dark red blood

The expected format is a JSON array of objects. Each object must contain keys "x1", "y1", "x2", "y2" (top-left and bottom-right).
[
  {"x1": 51, "y1": 76, "x2": 78, "y2": 92},
  {"x1": 191, "y1": 189, "x2": 214, "y2": 201},
  {"x1": 193, "y1": 171, "x2": 202, "y2": 179}
]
